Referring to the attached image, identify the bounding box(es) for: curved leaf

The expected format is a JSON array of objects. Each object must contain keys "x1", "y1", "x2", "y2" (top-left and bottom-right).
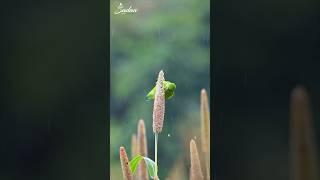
[
  {"x1": 129, "y1": 155, "x2": 158, "y2": 179},
  {"x1": 143, "y1": 157, "x2": 156, "y2": 179},
  {"x1": 129, "y1": 154, "x2": 144, "y2": 174}
]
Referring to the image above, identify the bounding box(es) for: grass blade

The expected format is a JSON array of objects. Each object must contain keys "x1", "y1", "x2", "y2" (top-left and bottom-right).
[
  {"x1": 129, "y1": 155, "x2": 144, "y2": 174},
  {"x1": 143, "y1": 157, "x2": 156, "y2": 179}
]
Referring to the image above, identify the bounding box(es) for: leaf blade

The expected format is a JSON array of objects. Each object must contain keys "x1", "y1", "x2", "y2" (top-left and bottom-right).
[
  {"x1": 143, "y1": 157, "x2": 156, "y2": 179},
  {"x1": 129, "y1": 154, "x2": 144, "y2": 174}
]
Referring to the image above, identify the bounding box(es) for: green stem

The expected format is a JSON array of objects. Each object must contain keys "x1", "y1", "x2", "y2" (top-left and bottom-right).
[{"x1": 154, "y1": 133, "x2": 158, "y2": 179}]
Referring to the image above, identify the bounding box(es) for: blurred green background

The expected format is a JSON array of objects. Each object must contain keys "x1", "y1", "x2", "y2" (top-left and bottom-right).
[{"x1": 110, "y1": 0, "x2": 210, "y2": 179}]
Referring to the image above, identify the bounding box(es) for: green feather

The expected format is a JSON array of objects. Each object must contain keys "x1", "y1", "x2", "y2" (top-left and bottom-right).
[{"x1": 145, "y1": 81, "x2": 176, "y2": 101}]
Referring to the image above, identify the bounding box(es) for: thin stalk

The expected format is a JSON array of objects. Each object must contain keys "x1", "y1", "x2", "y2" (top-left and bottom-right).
[
  {"x1": 154, "y1": 133, "x2": 158, "y2": 179},
  {"x1": 205, "y1": 152, "x2": 210, "y2": 180}
]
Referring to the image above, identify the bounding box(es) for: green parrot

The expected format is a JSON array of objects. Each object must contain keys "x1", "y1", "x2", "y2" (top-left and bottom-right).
[{"x1": 145, "y1": 80, "x2": 176, "y2": 100}]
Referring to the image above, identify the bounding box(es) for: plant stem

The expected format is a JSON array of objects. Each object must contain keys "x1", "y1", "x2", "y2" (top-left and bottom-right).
[
  {"x1": 205, "y1": 152, "x2": 210, "y2": 180},
  {"x1": 154, "y1": 133, "x2": 158, "y2": 179}
]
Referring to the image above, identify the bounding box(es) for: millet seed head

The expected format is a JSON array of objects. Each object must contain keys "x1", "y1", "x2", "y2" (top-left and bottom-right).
[
  {"x1": 119, "y1": 147, "x2": 133, "y2": 180},
  {"x1": 190, "y1": 139, "x2": 204, "y2": 180},
  {"x1": 153, "y1": 70, "x2": 165, "y2": 134}
]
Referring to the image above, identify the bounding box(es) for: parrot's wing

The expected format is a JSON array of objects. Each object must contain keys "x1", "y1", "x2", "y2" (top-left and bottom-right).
[
  {"x1": 163, "y1": 81, "x2": 169, "y2": 90},
  {"x1": 145, "y1": 86, "x2": 156, "y2": 101},
  {"x1": 166, "y1": 91, "x2": 175, "y2": 99}
]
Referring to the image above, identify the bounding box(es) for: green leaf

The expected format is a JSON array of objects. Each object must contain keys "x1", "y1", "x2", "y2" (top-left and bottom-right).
[
  {"x1": 129, "y1": 155, "x2": 158, "y2": 179},
  {"x1": 129, "y1": 155, "x2": 144, "y2": 174},
  {"x1": 143, "y1": 157, "x2": 156, "y2": 179}
]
